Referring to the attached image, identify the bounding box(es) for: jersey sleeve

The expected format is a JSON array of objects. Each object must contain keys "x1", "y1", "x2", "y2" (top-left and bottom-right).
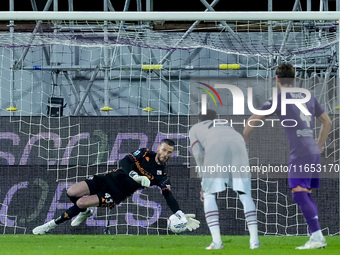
[
  {"x1": 189, "y1": 125, "x2": 205, "y2": 166},
  {"x1": 162, "y1": 189, "x2": 181, "y2": 213},
  {"x1": 119, "y1": 148, "x2": 148, "y2": 174},
  {"x1": 154, "y1": 172, "x2": 171, "y2": 191},
  {"x1": 155, "y1": 175, "x2": 181, "y2": 213}
]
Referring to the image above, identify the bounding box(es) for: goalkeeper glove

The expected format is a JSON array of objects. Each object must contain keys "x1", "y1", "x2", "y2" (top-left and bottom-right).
[
  {"x1": 129, "y1": 170, "x2": 150, "y2": 187},
  {"x1": 175, "y1": 210, "x2": 200, "y2": 231},
  {"x1": 184, "y1": 214, "x2": 200, "y2": 231}
]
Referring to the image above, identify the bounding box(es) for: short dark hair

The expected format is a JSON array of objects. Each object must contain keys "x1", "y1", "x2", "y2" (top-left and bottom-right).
[
  {"x1": 160, "y1": 139, "x2": 175, "y2": 147},
  {"x1": 198, "y1": 109, "x2": 217, "y2": 121},
  {"x1": 275, "y1": 63, "x2": 295, "y2": 85}
]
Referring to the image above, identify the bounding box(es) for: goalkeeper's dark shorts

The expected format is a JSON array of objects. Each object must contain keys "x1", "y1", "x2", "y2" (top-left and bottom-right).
[{"x1": 85, "y1": 174, "x2": 120, "y2": 207}]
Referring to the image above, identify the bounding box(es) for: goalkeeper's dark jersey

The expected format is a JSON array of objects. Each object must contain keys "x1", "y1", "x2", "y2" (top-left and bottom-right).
[{"x1": 98, "y1": 148, "x2": 179, "y2": 213}]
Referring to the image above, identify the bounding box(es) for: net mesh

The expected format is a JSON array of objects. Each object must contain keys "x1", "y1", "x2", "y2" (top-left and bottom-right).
[{"x1": 0, "y1": 18, "x2": 339, "y2": 235}]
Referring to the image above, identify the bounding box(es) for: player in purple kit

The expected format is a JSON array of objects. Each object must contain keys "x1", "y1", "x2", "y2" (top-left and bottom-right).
[{"x1": 243, "y1": 63, "x2": 332, "y2": 249}]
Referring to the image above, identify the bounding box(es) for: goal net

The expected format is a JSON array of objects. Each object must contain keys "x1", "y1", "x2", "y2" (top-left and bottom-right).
[{"x1": 0, "y1": 11, "x2": 339, "y2": 235}]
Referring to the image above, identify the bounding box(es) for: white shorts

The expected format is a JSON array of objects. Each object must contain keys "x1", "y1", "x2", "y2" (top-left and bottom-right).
[
  {"x1": 201, "y1": 177, "x2": 251, "y2": 194},
  {"x1": 199, "y1": 131, "x2": 251, "y2": 194}
]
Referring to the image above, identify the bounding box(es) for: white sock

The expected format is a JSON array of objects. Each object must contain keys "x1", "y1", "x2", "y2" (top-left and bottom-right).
[
  {"x1": 239, "y1": 193, "x2": 259, "y2": 244},
  {"x1": 311, "y1": 230, "x2": 324, "y2": 241},
  {"x1": 204, "y1": 193, "x2": 222, "y2": 244}
]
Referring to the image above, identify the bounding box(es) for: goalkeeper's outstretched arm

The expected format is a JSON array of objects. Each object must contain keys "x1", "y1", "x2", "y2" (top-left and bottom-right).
[
  {"x1": 162, "y1": 189, "x2": 200, "y2": 231},
  {"x1": 162, "y1": 189, "x2": 180, "y2": 213}
]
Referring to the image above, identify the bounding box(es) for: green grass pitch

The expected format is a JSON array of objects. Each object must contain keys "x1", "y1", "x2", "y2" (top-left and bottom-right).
[{"x1": 1, "y1": 235, "x2": 339, "y2": 255}]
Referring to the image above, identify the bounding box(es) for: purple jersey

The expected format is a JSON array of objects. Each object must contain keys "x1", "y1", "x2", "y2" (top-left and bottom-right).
[{"x1": 260, "y1": 91, "x2": 324, "y2": 159}]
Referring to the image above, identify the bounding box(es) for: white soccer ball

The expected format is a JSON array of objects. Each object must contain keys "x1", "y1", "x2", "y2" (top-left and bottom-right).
[{"x1": 167, "y1": 214, "x2": 187, "y2": 234}]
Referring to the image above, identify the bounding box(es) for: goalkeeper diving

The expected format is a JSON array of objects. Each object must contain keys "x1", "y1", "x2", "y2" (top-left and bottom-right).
[{"x1": 33, "y1": 139, "x2": 199, "y2": 234}]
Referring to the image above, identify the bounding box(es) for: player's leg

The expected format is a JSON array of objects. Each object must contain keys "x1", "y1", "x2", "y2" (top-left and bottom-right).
[
  {"x1": 306, "y1": 190, "x2": 325, "y2": 242},
  {"x1": 291, "y1": 187, "x2": 320, "y2": 233},
  {"x1": 289, "y1": 155, "x2": 326, "y2": 249},
  {"x1": 291, "y1": 186, "x2": 326, "y2": 249},
  {"x1": 32, "y1": 195, "x2": 98, "y2": 234},
  {"x1": 33, "y1": 180, "x2": 97, "y2": 234},
  {"x1": 200, "y1": 144, "x2": 226, "y2": 249},
  {"x1": 227, "y1": 135, "x2": 259, "y2": 248},
  {"x1": 68, "y1": 178, "x2": 105, "y2": 227},
  {"x1": 202, "y1": 138, "x2": 241, "y2": 249},
  {"x1": 237, "y1": 190, "x2": 260, "y2": 249},
  {"x1": 203, "y1": 191, "x2": 224, "y2": 250},
  {"x1": 55, "y1": 181, "x2": 95, "y2": 224},
  {"x1": 69, "y1": 194, "x2": 98, "y2": 226},
  {"x1": 67, "y1": 180, "x2": 91, "y2": 199},
  {"x1": 32, "y1": 181, "x2": 96, "y2": 234}
]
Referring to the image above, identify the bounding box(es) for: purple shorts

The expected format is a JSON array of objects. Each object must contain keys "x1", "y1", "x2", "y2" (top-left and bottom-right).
[{"x1": 288, "y1": 154, "x2": 321, "y2": 189}]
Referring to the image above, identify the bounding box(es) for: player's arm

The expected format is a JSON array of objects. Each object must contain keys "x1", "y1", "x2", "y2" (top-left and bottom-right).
[
  {"x1": 162, "y1": 188, "x2": 181, "y2": 213},
  {"x1": 189, "y1": 129, "x2": 204, "y2": 166},
  {"x1": 159, "y1": 178, "x2": 200, "y2": 231},
  {"x1": 243, "y1": 114, "x2": 265, "y2": 144},
  {"x1": 119, "y1": 148, "x2": 148, "y2": 173},
  {"x1": 317, "y1": 112, "x2": 332, "y2": 152},
  {"x1": 119, "y1": 155, "x2": 135, "y2": 173},
  {"x1": 119, "y1": 149, "x2": 150, "y2": 187},
  {"x1": 156, "y1": 175, "x2": 180, "y2": 213},
  {"x1": 190, "y1": 141, "x2": 204, "y2": 166}
]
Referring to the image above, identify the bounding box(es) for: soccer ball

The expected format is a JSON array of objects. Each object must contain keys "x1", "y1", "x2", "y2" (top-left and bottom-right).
[{"x1": 167, "y1": 214, "x2": 187, "y2": 234}]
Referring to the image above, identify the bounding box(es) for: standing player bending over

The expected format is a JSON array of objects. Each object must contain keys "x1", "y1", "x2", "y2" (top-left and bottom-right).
[
  {"x1": 189, "y1": 110, "x2": 260, "y2": 250},
  {"x1": 243, "y1": 63, "x2": 332, "y2": 249},
  {"x1": 33, "y1": 139, "x2": 199, "y2": 234}
]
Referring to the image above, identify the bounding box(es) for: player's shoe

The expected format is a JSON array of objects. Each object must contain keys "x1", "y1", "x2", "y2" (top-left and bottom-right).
[
  {"x1": 32, "y1": 220, "x2": 57, "y2": 235},
  {"x1": 205, "y1": 242, "x2": 224, "y2": 250},
  {"x1": 295, "y1": 237, "x2": 327, "y2": 250},
  {"x1": 71, "y1": 208, "x2": 93, "y2": 226},
  {"x1": 250, "y1": 241, "x2": 260, "y2": 249}
]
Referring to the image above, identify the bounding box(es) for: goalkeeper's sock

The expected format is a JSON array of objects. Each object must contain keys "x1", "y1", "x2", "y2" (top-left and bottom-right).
[
  {"x1": 55, "y1": 204, "x2": 84, "y2": 225},
  {"x1": 292, "y1": 191, "x2": 321, "y2": 234},
  {"x1": 204, "y1": 193, "x2": 222, "y2": 244}
]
